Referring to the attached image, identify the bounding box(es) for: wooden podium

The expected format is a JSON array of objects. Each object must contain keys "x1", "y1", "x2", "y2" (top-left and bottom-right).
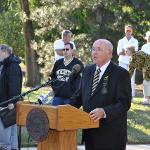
[{"x1": 16, "y1": 101, "x2": 99, "y2": 150}]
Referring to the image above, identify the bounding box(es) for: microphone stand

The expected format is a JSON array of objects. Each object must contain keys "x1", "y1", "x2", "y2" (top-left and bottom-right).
[
  {"x1": 0, "y1": 78, "x2": 58, "y2": 108},
  {"x1": 0, "y1": 78, "x2": 59, "y2": 150}
]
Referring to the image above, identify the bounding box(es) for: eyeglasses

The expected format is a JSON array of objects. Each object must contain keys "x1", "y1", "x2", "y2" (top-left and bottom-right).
[
  {"x1": 62, "y1": 48, "x2": 70, "y2": 51},
  {"x1": 91, "y1": 47, "x2": 104, "y2": 52}
]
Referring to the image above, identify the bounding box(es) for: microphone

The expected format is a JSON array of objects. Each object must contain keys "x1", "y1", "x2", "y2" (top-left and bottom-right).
[
  {"x1": 57, "y1": 64, "x2": 81, "y2": 82},
  {"x1": 69, "y1": 64, "x2": 81, "y2": 77},
  {"x1": 65, "y1": 64, "x2": 81, "y2": 82},
  {"x1": 61, "y1": 64, "x2": 81, "y2": 80},
  {"x1": 38, "y1": 94, "x2": 49, "y2": 105},
  {"x1": 37, "y1": 90, "x2": 53, "y2": 105}
]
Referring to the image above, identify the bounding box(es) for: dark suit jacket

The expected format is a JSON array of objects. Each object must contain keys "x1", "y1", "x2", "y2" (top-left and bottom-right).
[{"x1": 70, "y1": 61, "x2": 132, "y2": 149}]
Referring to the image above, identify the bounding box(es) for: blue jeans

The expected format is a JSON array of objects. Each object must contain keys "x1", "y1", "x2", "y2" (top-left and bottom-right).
[
  {"x1": 0, "y1": 119, "x2": 18, "y2": 150},
  {"x1": 51, "y1": 97, "x2": 71, "y2": 106}
]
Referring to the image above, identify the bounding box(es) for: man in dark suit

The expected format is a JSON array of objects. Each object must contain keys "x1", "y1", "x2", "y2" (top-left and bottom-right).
[{"x1": 70, "y1": 39, "x2": 132, "y2": 150}]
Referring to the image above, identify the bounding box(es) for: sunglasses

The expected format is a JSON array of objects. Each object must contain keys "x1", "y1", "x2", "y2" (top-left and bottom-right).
[
  {"x1": 62, "y1": 48, "x2": 70, "y2": 51},
  {"x1": 126, "y1": 30, "x2": 132, "y2": 32}
]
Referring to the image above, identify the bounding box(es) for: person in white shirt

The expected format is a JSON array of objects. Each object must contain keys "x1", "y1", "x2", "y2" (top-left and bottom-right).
[
  {"x1": 117, "y1": 25, "x2": 138, "y2": 97},
  {"x1": 141, "y1": 31, "x2": 150, "y2": 105},
  {"x1": 53, "y1": 30, "x2": 76, "y2": 61}
]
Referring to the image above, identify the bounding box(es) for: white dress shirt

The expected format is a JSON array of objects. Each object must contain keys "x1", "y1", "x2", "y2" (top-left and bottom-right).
[
  {"x1": 96, "y1": 60, "x2": 111, "y2": 80},
  {"x1": 117, "y1": 36, "x2": 138, "y2": 64},
  {"x1": 95, "y1": 61, "x2": 111, "y2": 118},
  {"x1": 141, "y1": 43, "x2": 150, "y2": 55}
]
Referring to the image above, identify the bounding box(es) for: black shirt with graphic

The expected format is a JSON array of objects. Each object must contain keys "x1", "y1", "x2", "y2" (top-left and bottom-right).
[{"x1": 50, "y1": 58, "x2": 84, "y2": 98}]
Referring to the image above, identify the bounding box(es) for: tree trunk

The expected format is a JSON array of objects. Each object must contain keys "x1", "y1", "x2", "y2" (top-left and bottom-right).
[{"x1": 21, "y1": 0, "x2": 41, "y2": 87}]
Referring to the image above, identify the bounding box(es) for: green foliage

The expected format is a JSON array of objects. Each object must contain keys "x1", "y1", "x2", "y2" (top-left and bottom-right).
[
  {"x1": 0, "y1": 1, "x2": 24, "y2": 57},
  {"x1": 127, "y1": 98, "x2": 150, "y2": 143},
  {"x1": 0, "y1": 0, "x2": 150, "y2": 75},
  {"x1": 74, "y1": 34, "x2": 92, "y2": 64},
  {"x1": 31, "y1": 40, "x2": 55, "y2": 77},
  {"x1": 0, "y1": 0, "x2": 11, "y2": 13},
  {"x1": 1, "y1": 0, "x2": 149, "y2": 77},
  {"x1": 29, "y1": 0, "x2": 41, "y2": 10},
  {"x1": 29, "y1": 0, "x2": 149, "y2": 77}
]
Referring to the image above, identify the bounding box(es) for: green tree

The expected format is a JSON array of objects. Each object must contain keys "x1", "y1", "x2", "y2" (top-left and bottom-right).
[
  {"x1": 20, "y1": 0, "x2": 41, "y2": 86},
  {"x1": 28, "y1": 0, "x2": 150, "y2": 77},
  {"x1": 0, "y1": 0, "x2": 24, "y2": 57}
]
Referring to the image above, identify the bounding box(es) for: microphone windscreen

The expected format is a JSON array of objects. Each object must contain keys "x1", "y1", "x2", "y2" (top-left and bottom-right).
[{"x1": 72, "y1": 64, "x2": 81, "y2": 73}]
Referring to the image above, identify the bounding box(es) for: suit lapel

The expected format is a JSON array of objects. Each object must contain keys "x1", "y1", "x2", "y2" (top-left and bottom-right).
[
  {"x1": 86, "y1": 64, "x2": 96, "y2": 99},
  {"x1": 91, "y1": 61, "x2": 114, "y2": 97}
]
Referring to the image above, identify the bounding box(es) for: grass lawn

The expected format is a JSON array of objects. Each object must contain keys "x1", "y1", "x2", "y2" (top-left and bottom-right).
[
  {"x1": 20, "y1": 85, "x2": 150, "y2": 146},
  {"x1": 127, "y1": 97, "x2": 150, "y2": 144}
]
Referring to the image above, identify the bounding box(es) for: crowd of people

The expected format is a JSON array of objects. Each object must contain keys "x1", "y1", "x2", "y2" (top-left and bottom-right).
[
  {"x1": 0, "y1": 26, "x2": 149, "y2": 150},
  {"x1": 117, "y1": 26, "x2": 150, "y2": 105},
  {"x1": 50, "y1": 42, "x2": 83, "y2": 106}
]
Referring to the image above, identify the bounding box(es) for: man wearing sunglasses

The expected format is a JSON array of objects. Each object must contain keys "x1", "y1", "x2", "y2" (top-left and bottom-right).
[
  {"x1": 117, "y1": 25, "x2": 138, "y2": 98},
  {"x1": 50, "y1": 42, "x2": 83, "y2": 106}
]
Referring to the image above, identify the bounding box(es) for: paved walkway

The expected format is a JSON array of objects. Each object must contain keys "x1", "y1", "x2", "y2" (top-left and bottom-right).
[
  {"x1": 77, "y1": 145, "x2": 150, "y2": 150},
  {"x1": 21, "y1": 144, "x2": 150, "y2": 150}
]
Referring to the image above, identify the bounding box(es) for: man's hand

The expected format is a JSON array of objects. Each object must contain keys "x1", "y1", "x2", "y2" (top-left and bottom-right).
[
  {"x1": 118, "y1": 49, "x2": 126, "y2": 56},
  {"x1": 89, "y1": 108, "x2": 105, "y2": 122},
  {"x1": 125, "y1": 49, "x2": 131, "y2": 56},
  {"x1": 8, "y1": 103, "x2": 14, "y2": 110}
]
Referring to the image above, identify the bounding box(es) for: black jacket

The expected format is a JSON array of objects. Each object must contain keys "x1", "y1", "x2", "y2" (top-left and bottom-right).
[
  {"x1": 0, "y1": 54, "x2": 22, "y2": 107},
  {"x1": 71, "y1": 61, "x2": 132, "y2": 149}
]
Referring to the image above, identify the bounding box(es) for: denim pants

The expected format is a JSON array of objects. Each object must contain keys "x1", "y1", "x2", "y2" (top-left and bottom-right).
[
  {"x1": 0, "y1": 119, "x2": 18, "y2": 150},
  {"x1": 51, "y1": 97, "x2": 71, "y2": 106}
]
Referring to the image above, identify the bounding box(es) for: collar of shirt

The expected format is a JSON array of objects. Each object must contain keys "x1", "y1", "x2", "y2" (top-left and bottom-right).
[
  {"x1": 96, "y1": 60, "x2": 110, "y2": 80},
  {"x1": 123, "y1": 36, "x2": 135, "y2": 42},
  {"x1": 63, "y1": 57, "x2": 73, "y2": 66}
]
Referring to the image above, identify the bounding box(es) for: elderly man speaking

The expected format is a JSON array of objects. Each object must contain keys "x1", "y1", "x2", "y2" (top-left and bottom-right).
[{"x1": 70, "y1": 39, "x2": 132, "y2": 150}]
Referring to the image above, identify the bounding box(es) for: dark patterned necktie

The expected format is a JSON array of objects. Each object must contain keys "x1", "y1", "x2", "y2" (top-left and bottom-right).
[{"x1": 91, "y1": 68, "x2": 101, "y2": 95}]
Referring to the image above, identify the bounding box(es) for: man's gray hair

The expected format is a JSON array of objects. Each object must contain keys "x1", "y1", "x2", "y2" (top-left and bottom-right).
[
  {"x1": 104, "y1": 39, "x2": 113, "y2": 51},
  {"x1": 0, "y1": 44, "x2": 13, "y2": 54},
  {"x1": 62, "y1": 30, "x2": 72, "y2": 37},
  {"x1": 93, "y1": 39, "x2": 113, "y2": 52}
]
